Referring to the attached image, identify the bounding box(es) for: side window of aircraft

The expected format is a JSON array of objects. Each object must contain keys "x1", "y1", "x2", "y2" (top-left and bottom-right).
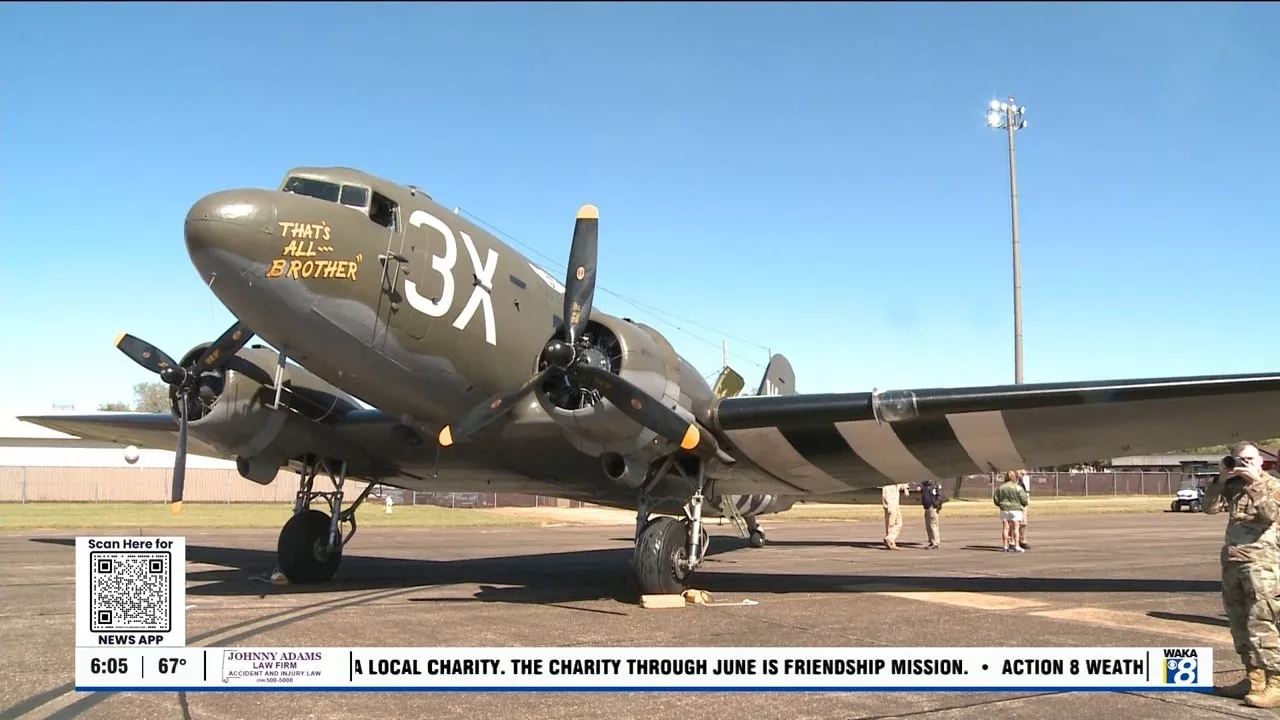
[
  {"x1": 340, "y1": 185, "x2": 370, "y2": 210},
  {"x1": 369, "y1": 192, "x2": 398, "y2": 230},
  {"x1": 282, "y1": 176, "x2": 341, "y2": 203}
]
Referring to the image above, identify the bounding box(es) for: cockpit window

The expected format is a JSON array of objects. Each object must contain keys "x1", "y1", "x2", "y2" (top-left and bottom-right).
[
  {"x1": 283, "y1": 176, "x2": 340, "y2": 203},
  {"x1": 370, "y1": 192, "x2": 397, "y2": 230},
  {"x1": 340, "y1": 185, "x2": 370, "y2": 209},
  {"x1": 281, "y1": 174, "x2": 397, "y2": 229}
]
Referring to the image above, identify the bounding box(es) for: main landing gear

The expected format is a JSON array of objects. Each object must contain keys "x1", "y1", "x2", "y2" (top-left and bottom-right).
[
  {"x1": 631, "y1": 454, "x2": 715, "y2": 596},
  {"x1": 276, "y1": 456, "x2": 374, "y2": 584}
]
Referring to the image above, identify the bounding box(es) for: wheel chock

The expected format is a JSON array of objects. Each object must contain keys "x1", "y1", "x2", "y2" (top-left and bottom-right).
[
  {"x1": 639, "y1": 591, "x2": 757, "y2": 608},
  {"x1": 639, "y1": 594, "x2": 687, "y2": 609}
]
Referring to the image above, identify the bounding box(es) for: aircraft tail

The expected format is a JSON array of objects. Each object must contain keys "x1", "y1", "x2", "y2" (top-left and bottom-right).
[{"x1": 756, "y1": 353, "x2": 795, "y2": 396}]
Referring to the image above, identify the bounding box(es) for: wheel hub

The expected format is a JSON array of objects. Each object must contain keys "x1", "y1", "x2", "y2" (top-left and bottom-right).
[{"x1": 670, "y1": 545, "x2": 689, "y2": 581}]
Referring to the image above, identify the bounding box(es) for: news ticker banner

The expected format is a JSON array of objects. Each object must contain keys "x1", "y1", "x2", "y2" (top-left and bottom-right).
[
  {"x1": 75, "y1": 646, "x2": 1212, "y2": 691},
  {"x1": 72, "y1": 536, "x2": 1213, "y2": 692}
]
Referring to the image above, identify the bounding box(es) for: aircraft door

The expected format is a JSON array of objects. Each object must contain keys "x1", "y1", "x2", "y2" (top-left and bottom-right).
[
  {"x1": 712, "y1": 366, "x2": 745, "y2": 399},
  {"x1": 370, "y1": 191, "x2": 407, "y2": 353}
]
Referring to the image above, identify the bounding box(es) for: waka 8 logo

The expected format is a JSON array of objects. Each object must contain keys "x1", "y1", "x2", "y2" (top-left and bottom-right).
[{"x1": 1163, "y1": 649, "x2": 1198, "y2": 684}]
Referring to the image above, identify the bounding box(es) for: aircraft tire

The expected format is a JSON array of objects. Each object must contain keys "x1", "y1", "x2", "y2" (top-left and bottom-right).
[
  {"x1": 277, "y1": 509, "x2": 343, "y2": 584},
  {"x1": 632, "y1": 516, "x2": 690, "y2": 595},
  {"x1": 749, "y1": 529, "x2": 767, "y2": 548}
]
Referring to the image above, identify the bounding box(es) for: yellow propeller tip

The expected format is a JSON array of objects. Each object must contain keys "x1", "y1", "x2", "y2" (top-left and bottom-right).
[
  {"x1": 438, "y1": 426, "x2": 454, "y2": 447},
  {"x1": 170, "y1": 501, "x2": 182, "y2": 515},
  {"x1": 577, "y1": 204, "x2": 599, "y2": 220},
  {"x1": 680, "y1": 424, "x2": 701, "y2": 451},
  {"x1": 113, "y1": 332, "x2": 127, "y2": 347}
]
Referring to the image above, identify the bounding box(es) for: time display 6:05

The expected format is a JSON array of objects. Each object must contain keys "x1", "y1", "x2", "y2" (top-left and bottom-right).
[{"x1": 89, "y1": 657, "x2": 128, "y2": 674}]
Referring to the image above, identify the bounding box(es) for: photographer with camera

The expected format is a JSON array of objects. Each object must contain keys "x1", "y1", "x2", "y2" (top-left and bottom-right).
[{"x1": 1204, "y1": 441, "x2": 1280, "y2": 707}]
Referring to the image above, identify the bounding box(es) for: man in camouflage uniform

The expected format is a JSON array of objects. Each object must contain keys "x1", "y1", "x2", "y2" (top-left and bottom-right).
[{"x1": 1203, "y1": 441, "x2": 1280, "y2": 707}]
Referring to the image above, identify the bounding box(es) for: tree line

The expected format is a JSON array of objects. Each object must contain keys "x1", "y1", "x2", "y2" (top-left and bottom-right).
[{"x1": 97, "y1": 382, "x2": 170, "y2": 413}]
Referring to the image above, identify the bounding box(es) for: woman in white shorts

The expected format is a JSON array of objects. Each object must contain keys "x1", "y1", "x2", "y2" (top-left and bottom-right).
[
  {"x1": 994, "y1": 470, "x2": 1030, "y2": 552},
  {"x1": 1000, "y1": 508, "x2": 1025, "y2": 545}
]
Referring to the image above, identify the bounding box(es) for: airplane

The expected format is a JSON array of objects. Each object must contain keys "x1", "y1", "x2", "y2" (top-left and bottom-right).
[{"x1": 20, "y1": 165, "x2": 1280, "y2": 596}]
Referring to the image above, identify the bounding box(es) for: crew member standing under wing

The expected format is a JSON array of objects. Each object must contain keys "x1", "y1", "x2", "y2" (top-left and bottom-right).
[
  {"x1": 1019, "y1": 470, "x2": 1032, "y2": 549},
  {"x1": 921, "y1": 479, "x2": 944, "y2": 549},
  {"x1": 1203, "y1": 441, "x2": 1280, "y2": 707},
  {"x1": 881, "y1": 483, "x2": 909, "y2": 550}
]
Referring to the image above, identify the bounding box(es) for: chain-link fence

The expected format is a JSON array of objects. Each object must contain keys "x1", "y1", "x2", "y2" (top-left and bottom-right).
[{"x1": 950, "y1": 471, "x2": 1194, "y2": 499}]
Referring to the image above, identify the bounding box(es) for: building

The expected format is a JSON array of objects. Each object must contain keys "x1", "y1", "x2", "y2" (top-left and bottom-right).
[
  {"x1": 1108, "y1": 451, "x2": 1278, "y2": 473},
  {"x1": 0, "y1": 413, "x2": 573, "y2": 508},
  {"x1": 1107, "y1": 455, "x2": 1224, "y2": 472},
  {"x1": 0, "y1": 411, "x2": 257, "y2": 504},
  {"x1": 0, "y1": 413, "x2": 233, "y2": 470}
]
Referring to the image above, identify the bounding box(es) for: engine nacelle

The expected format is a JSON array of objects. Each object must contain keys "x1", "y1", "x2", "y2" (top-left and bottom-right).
[
  {"x1": 533, "y1": 316, "x2": 717, "y2": 473},
  {"x1": 174, "y1": 344, "x2": 378, "y2": 482}
]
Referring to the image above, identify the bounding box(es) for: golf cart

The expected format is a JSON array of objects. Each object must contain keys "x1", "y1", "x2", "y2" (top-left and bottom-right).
[{"x1": 1171, "y1": 474, "x2": 1209, "y2": 513}]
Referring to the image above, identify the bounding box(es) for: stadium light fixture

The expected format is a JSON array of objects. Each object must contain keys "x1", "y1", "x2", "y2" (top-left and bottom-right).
[{"x1": 986, "y1": 96, "x2": 1028, "y2": 384}]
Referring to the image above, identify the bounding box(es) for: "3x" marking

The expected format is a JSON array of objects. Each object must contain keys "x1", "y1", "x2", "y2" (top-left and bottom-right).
[{"x1": 403, "y1": 209, "x2": 499, "y2": 346}]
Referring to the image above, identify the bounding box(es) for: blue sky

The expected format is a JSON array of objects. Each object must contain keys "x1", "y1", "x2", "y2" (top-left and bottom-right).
[{"x1": 2, "y1": 2, "x2": 1278, "y2": 413}]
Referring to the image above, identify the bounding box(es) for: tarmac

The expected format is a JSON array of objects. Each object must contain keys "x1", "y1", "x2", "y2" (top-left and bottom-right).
[{"x1": 0, "y1": 509, "x2": 1273, "y2": 719}]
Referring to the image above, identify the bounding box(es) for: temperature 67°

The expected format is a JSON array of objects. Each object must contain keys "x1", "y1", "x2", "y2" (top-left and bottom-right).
[{"x1": 158, "y1": 657, "x2": 187, "y2": 674}]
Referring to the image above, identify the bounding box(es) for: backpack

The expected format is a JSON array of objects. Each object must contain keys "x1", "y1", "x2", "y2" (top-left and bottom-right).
[{"x1": 926, "y1": 484, "x2": 945, "y2": 509}]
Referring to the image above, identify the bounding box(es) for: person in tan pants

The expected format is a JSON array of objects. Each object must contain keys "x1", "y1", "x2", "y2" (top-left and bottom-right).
[
  {"x1": 1019, "y1": 470, "x2": 1032, "y2": 549},
  {"x1": 882, "y1": 483, "x2": 909, "y2": 549},
  {"x1": 921, "y1": 479, "x2": 944, "y2": 548}
]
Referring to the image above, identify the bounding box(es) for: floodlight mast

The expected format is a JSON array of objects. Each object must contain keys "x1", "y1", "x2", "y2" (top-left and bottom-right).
[{"x1": 987, "y1": 96, "x2": 1027, "y2": 384}]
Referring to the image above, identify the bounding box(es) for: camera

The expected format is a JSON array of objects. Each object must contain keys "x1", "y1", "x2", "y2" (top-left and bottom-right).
[{"x1": 1223, "y1": 455, "x2": 1253, "y2": 470}]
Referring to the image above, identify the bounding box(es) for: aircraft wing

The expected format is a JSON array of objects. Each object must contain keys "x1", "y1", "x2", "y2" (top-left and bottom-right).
[
  {"x1": 711, "y1": 371, "x2": 1280, "y2": 490},
  {"x1": 14, "y1": 407, "x2": 512, "y2": 490},
  {"x1": 14, "y1": 412, "x2": 224, "y2": 457}
]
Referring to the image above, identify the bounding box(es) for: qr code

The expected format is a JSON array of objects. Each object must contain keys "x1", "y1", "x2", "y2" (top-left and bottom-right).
[{"x1": 89, "y1": 550, "x2": 171, "y2": 633}]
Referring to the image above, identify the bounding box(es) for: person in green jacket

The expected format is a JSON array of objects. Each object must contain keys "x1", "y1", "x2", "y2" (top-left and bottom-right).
[{"x1": 994, "y1": 470, "x2": 1030, "y2": 552}]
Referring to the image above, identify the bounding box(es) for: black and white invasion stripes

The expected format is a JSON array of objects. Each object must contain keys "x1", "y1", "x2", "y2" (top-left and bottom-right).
[
  {"x1": 712, "y1": 370, "x2": 1280, "y2": 497},
  {"x1": 720, "y1": 411, "x2": 1026, "y2": 494}
]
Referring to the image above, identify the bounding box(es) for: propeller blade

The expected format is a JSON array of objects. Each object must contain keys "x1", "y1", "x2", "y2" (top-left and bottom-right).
[
  {"x1": 439, "y1": 366, "x2": 558, "y2": 446},
  {"x1": 171, "y1": 391, "x2": 189, "y2": 515},
  {"x1": 561, "y1": 204, "x2": 598, "y2": 347},
  {"x1": 572, "y1": 364, "x2": 711, "y2": 455},
  {"x1": 193, "y1": 321, "x2": 254, "y2": 373},
  {"x1": 115, "y1": 333, "x2": 178, "y2": 376}
]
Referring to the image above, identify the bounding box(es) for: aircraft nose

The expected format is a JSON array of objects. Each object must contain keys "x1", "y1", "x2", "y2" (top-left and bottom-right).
[{"x1": 184, "y1": 190, "x2": 276, "y2": 272}]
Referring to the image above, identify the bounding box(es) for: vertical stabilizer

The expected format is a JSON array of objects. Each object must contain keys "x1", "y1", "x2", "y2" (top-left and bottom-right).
[{"x1": 757, "y1": 354, "x2": 795, "y2": 396}]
